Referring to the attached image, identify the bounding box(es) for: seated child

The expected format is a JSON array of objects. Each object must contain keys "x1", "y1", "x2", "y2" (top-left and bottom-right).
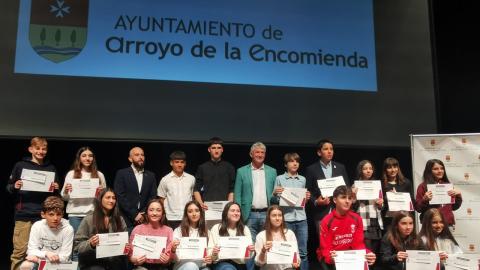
[
  {"x1": 379, "y1": 211, "x2": 421, "y2": 270},
  {"x1": 317, "y1": 185, "x2": 376, "y2": 270},
  {"x1": 418, "y1": 208, "x2": 462, "y2": 269},
  {"x1": 19, "y1": 196, "x2": 74, "y2": 270}
]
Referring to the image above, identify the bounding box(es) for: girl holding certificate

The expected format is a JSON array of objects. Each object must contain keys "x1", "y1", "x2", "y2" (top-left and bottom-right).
[
  {"x1": 381, "y1": 157, "x2": 413, "y2": 228},
  {"x1": 255, "y1": 205, "x2": 300, "y2": 270},
  {"x1": 171, "y1": 201, "x2": 213, "y2": 270},
  {"x1": 352, "y1": 160, "x2": 384, "y2": 255},
  {"x1": 418, "y1": 208, "x2": 462, "y2": 263},
  {"x1": 415, "y1": 159, "x2": 462, "y2": 226},
  {"x1": 74, "y1": 188, "x2": 128, "y2": 270},
  {"x1": 129, "y1": 198, "x2": 173, "y2": 270},
  {"x1": 62, "y1": 147, "x2": 107, "y2": 232},
  {"x1": 210, "y1": 202, "x2": 254, "y2": 270},
  {"x1": 379, "y1": 211, "x2": 421, "y2": 270}
]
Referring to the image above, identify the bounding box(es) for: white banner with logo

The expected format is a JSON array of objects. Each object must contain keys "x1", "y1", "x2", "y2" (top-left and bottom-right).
[{"x1": 411, "y1": 133, "x2": 480, "y2": 254}]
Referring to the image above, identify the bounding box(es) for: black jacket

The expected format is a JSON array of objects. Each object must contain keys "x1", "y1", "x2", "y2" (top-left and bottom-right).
[
  {"x1": 113, "y1": 166, "x2": 157, "y2": 228},
  {"x1": 6, "y1": 157, "x2": 58, "y2": 221}
]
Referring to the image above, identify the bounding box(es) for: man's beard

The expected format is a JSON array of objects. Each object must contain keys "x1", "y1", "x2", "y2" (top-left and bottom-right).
[{"x1": 133, "y1": 161, "x2": 144, "y2": 170}]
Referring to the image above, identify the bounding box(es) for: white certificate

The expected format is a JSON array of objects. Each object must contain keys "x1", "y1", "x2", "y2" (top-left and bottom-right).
[
  {"x1": 218, "y1": 236, "x2": 250, "y2": 259},
  {"x1": 69, "y1": 178, "x2": 99, "y2": 199},
  {"x1": 280, "y1": 187, "x2": 307, "y2": 207},
  {"x1": 334, "y1": 249, "x2": 366, "y2": 270},
  {"x1": 354, "y1": 180, "x2": 382, "y2": 200},
  {"x1": 428, "y1": 184, "x2": 454, "y2": 205},
  {"x1": 386, "y1": 192, "x2": 413, "y2": 211},
  {"x1": 39, "y1": 261, "x2": 78, "y2": 270},
  {"x1": 445, "y1": 254, "x2": 480, "y2": 270},
  {"x1": 132, "y1": 235, "x2": 167, "y2": 259},
  {"x1": 20, "y1": 169, "x2": 55, "y2": 192},
  {"x1": 266, "y1": 241, "x2": 298, "y2": 264},
  {"x1": 96, "y1": 232, "x2": 129, "y2": 258},
  {"x1": 205, "y1": 201, "x2": 229, "y2": 220},
  {"x1": 406, "y1": 250, "x2": 440, "y2": 270},
  {"x1": 317, "y1": 176, "x2": 346, "y2": 198},
  {"x1": 176, "y1": 237, "x2": 207, "y2": 260}
]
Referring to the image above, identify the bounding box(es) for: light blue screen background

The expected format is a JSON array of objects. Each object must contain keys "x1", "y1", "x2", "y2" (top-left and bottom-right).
[{"x1": 15, "y1": 0, "x2": 377, "y2": 91}]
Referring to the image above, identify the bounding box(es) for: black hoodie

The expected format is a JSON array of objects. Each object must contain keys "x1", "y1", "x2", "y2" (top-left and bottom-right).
[{"x1": 6, "y1": 157, "x2": 59, "y2": 221}]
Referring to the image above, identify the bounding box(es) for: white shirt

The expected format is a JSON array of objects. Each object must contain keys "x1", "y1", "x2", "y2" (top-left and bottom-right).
[
  {"x1": 157, "y1": 171, "x2": 195, "y2": 221},
  {"x1": 27, "y1": 218, "x2": 74, "y2": 263},
  {"x1": 61, "y1": 170, "x2": 107, "y2": 216},
  {"x1": 172, "y1": 226, "x2": 213, "y2": 270},
  {"x1": 255, "y1": 229, "x2": 299, "y2": 270},
  {"x1": 210, "y1": 223, "x2": 253, "y2": 264},
  {"x1": 251, "y1": 164, "x2": 268, "y2": 209},
  {"x1": 131, "y1": 164, "x2": 144, "y2": 193}
]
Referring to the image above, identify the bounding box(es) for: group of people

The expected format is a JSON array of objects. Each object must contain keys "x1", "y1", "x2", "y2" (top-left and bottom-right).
[{"x1": 6, "y1": 136, "x2": 464, "y2": 270}]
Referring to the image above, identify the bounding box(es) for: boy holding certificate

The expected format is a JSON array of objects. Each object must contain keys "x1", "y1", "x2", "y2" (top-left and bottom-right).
[
  {"x1": 271, "y1": 153, "x2": 310, "y2": 270},
  {"x1": 305, "y1": 139, "x2": 349, "y2": 260},
  {"x1": 6, "y1": 137, "x2": 60, "y2": 270},
  {"x1": 19, "y1": 196, "x2": 74, "y2": 270},
  {"x1": 158, "y1": 151, "x2": 196, "y2": 229},
  {"x1": 317, "y1": 186, "x2": 376, "y2": 270}
]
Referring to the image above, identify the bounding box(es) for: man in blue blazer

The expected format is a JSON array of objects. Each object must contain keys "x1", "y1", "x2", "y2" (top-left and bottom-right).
[
  {"x1": 234, "y1": 142, "x2": 277, "y2": 241},
  {"x1": 113, "y1": 147, "x2": 158, "y2": 231}
]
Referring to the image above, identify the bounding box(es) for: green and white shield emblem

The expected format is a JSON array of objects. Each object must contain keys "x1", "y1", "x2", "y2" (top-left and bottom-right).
[{"x1": 29, "y1": 0, "x2": 89, "y2": 63}]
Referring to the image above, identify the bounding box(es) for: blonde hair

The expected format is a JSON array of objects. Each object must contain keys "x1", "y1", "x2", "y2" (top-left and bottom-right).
[{"x1": 30, "y1": 137, "x2": 47, "y2": 147}]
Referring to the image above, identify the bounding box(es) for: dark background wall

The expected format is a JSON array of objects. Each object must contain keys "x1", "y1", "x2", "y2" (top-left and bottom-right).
[
  {"x1": 0, "y1": 138, "x2": 411, "y2": 267},
  {"x1": 0, "y1": 0, "x2": 479, "y2": 267},
  {"x1": 433, "y1": 2, "x2": 480, "y2": 133}
]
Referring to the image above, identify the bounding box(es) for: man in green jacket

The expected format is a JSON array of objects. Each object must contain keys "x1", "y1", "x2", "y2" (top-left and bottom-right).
[{"x1": 234, "y1": 142, "x2": 277, "y2": 241}]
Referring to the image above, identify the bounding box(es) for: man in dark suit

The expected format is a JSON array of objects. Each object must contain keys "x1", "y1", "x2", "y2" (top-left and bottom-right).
[
  {"x1": 114, "y1": 147, "x2": 158, "y2": 232},
  {"x1": 305, "y1": 139, "x2": 350, "y2": 262}
]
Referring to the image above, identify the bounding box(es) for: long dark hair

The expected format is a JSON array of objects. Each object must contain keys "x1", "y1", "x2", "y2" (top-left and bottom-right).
[
  {"x1": 419, "y1": 208, "x2": 458, "y2": 250},
  {"x1": 355, "y1": 160, "x2": 376, "y2": 180},
  {"x1": 422, "y1": 159, "x2": 450, "y2": 184},
  {"x1": 218, "y1": 202, "x2": 245, "y2": 236},
  {"x1": 386, "y1": 211, "x2": 419, "y2": 251},
  {"x1": 92, "y1": 188, "x2": 125, "y2": 233},
  {"x1": 143, "y1": 198, "x2": 167, "y2": 226},
  {"x1": 71, "y1": 146, "x2": 99, "y2": 179},
  {"x1": 180, "y1": 201, "x2": 208, "y2": 238},
  {"x1": 264, "y1": 205, "x2": 287, "y2": 241},
  {"x1": 382, "y1": 157, "x2": 406, "y2": 186}
]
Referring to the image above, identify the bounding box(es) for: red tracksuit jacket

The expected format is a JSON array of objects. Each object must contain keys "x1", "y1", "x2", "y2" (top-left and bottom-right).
[{"x1": 317, "y1": 209, "x2": 367, "y2": 264}]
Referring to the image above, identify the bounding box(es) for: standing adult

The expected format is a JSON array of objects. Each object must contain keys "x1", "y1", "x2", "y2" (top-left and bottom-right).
[
  {"x1": 194, "y1": 137, "x2": 235, "y2": 209},
  {"x1": 234, "y1": 142, "x2": 277, "y2": 241},
  {"x1": 114, "y1": 147, "x2": 158, "y2": 232}
]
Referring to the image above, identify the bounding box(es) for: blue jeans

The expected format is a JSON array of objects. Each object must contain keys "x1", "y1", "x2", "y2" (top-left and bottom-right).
[
  {"x1": 214, "y1": 261, "x2": 246, "y2": 270},
  {"x1": 69, "y1": 216, "x2": 84, "y2": 232},
  {"x1": 69, "y1": 216, "x2": 84, "y2": 262},
  {"x1": 246, "y1": 211, "x2": 266, "y2": 270},
  {"x1": 286, "y1": 219, "x2": 309, "y2": 270},
  {"x1": 246, "y1": 211, "x2": 267, "y2": 242},
  {"x1": 176, "y1": 262, "x2": 210, "y2": 270}
]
